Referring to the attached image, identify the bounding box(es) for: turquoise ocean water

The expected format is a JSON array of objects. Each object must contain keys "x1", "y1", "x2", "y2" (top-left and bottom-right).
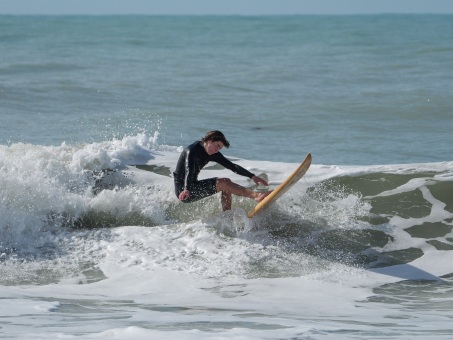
[
  {"x1": 1, "y1": 15, "x2": 453, "y2": 339},
  {"x1": 1, "y1": 15, "x2": 452, "y2": 164}
]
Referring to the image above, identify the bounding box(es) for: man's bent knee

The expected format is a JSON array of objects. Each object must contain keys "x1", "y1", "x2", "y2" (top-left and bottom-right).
[{"x1": 216, "y1": 177, "x2": 232, "y2": 191}]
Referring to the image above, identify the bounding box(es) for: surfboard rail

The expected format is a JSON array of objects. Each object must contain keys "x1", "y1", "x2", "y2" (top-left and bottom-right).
[{"x1": 247, "y1": 153, "x2": 312, "y2": 218}]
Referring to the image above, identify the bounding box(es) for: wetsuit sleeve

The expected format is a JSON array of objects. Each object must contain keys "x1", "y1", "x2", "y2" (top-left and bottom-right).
[
  {"x1": 212, "y1": 153, "x2": 255, "y2": 178},
  {"x1": 174, "y1": 146, "x2": 196, "y2": 191},
  {"x1": 183, "y1": 148, "x2": 197, "y2": 190}
]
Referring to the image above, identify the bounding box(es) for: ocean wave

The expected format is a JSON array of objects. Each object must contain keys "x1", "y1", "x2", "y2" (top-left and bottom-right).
[{"x1": 1, "y1": 133, "x2": 452, "y2": 285}]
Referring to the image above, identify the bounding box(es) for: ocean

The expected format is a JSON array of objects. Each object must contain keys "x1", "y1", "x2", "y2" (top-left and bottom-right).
[{"x1": 1, "y1": 14, "x2": 453, "y2": 339}]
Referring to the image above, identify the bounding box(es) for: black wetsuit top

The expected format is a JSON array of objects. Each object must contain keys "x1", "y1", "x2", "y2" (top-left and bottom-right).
[{"x1": 173, "y1": 141, "x2": 255, "y2": 193}]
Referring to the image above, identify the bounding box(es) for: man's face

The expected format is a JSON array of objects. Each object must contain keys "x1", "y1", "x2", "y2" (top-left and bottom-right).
[{"x1": 205, "y1": 140, "x2": 224, "y2": 155}]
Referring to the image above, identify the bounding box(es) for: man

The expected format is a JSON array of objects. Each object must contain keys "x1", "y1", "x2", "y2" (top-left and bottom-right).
[{"x1": 174, "y1": 130, "x2": 272, "y2": 211}]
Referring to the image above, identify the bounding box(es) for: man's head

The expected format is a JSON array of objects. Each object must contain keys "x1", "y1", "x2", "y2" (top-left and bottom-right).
[
  {"x1": 202, "y1": 130, "x2": 230, "y2": 148},
  {"x1": 201, "y1": 130, "x2": 230, "y2": 155}
]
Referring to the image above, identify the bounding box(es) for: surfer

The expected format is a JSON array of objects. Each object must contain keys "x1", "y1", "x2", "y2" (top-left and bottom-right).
[{"x1": 174, "y1": 130, "x2": 272, "y2": 211}]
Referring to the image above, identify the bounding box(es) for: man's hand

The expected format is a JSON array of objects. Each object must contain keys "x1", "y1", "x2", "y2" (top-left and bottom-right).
[
  {"x1": 179, "y1": 189, "x2": 190, "y2": 201},
  {"x1": 252, "y1": 175, "x2": 269, "y2": 187}
]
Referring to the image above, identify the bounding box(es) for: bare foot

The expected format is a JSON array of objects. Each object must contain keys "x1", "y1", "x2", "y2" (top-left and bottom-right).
[{"x1": 254, "y1": 191, "x2": 273, "y2": 203}]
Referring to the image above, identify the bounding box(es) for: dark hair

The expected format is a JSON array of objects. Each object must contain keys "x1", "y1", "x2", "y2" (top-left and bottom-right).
[{"x1": 201, "y1": 130, "x2": 230, "y2": 148}]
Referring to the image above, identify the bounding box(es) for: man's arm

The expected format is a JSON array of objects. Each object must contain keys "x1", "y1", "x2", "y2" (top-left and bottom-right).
[{"x1": 213, "y1": 153, "x2": 269, "y2": 186}]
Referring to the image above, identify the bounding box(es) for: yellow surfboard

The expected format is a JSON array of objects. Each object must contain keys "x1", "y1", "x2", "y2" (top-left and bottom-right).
[{"x1": 247, "y1": 153, "x2": 312, "y2": 218}]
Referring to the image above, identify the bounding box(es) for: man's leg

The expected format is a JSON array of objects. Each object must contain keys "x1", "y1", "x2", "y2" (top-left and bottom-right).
[
  {"x1": 216, "y1": 178, "x2": 270, "y2": 211},
  {"x1": 221, "y1": 190, "x2": 232, "y2": 211}
]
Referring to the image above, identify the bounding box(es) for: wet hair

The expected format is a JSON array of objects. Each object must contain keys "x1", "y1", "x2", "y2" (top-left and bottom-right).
[{"x1": 201, "y1": 130, "x2": 230, "y2": 148}]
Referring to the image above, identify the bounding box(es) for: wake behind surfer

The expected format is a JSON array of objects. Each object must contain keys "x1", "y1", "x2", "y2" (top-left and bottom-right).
[{"x1": 173, "y1": 130, "x2": 272, "y2": 211}]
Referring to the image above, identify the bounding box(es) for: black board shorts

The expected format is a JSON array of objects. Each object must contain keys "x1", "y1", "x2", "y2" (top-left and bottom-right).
[{"x1": 174, "y1": 176, "x2": 218, "y2": 203}]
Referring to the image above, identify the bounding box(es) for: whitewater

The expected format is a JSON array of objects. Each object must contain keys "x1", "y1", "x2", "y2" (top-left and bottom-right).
[{"x1": 1, "y1": 133, "x2": 453, "y2": 339}]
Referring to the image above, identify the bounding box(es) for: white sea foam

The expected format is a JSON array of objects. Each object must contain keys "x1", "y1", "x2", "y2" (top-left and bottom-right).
[{"x1": 1, "y1": 133, "x2": 453, "y2": 339}]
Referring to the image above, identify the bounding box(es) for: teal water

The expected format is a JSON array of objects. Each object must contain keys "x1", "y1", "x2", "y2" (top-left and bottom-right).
[{"x1": 1, "y1": 15, "x2": 452, "y2": 164}]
